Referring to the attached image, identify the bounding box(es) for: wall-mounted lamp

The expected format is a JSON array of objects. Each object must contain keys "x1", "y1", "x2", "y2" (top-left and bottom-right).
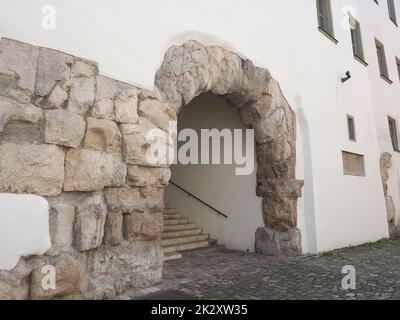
[{"x1": 341, "y1": 71, "x2": 352, "y2": 83}]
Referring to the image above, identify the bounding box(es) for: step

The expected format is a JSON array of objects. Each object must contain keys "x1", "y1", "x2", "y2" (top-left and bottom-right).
[
  {"x1": 163, "y1": 209, "x2": 178, "y2": 214},
  {"x1": 163, "y1": 213, "x2": 183, "y2": 220},
  {"x1": 162, "y1": 228, "x2": 202, "y2": 239},
  {"x1": 163, "y1": 218, "x2": 189, "y2": 226},
  {"x1": 163, "y1": 251, "x2": 182, "y2": 262},
  {"x1": 163, "y1": 240, "x2": 210, "y2": 254},
  {"x1": 163, "y1": 223, "x2": 196, "y2": 232},
  {"x1": 162, "y1": 234, "x2": 209, "y2": 247}
]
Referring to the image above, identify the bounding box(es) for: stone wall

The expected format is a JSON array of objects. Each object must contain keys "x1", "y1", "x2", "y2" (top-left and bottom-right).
[
  {"x1": 0, "y1": 38, "x2": 173, "y2": 299},
  {"x1": 0, "y1": 38, "x2": 303, "y2": 299}
]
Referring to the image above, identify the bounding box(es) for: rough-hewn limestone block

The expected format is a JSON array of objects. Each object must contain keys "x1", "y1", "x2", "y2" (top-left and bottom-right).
[
  {"x1": 0, "y1": 259, "x2": 32, "y2": 300},
  {"x1": 105, "y1": 186, "x2": 163, "y2": 214},
  {"x1": 34, "y1": 47, "x2": 73, "y2": 108},
  {"x1": 47, "y1": 203, "x2": 75, "y2": 256},
  {"x1": 0, "y1": 38, "x2": 39, "y2": 103},
  {"x1": 67, "y1": 77, "x2": 95, "y2": 115},
  {"x1": 259, "y1": 179, "x2": 304, "y2": 231},
  {"x1": 84, "y1": 117, "x2": 122, "y2": 153},
  {"x1": 255, "y1": 227, "x2": 302, "y2": 256},
  {"x1": 0, "y1": 98, "x2": 43, "y2": 132},
  {"x1": 127, "y1": 165, "x2": 171, "y2": 187},
  {"x1": 86, "y1": 240, "x2": 162, "y2": 299},
  {"x1": 124, "y1": 211, "x2": 163, "y2": 240},
  {"x1": 92, "y1": 75, "x2": 139, "y2": 123},
  {"x1": 44, "y1": 109, "x2": 86, "y2": 148},
  {"x1": 92, "y1": 75, "x2": 116, "y2": 120},
  {"x1": 139, "y1": 98, "x2": 176, "y2": 132},
  {"x1": 64, "y1": 149, "x2": 127, "y2": 192},
  {"x1": 104, "y1": 211, "x2": 124, "y2": 246},
  {"x1": 121, "y1": 118, "x2": 169, "y2": 166},
  {"x1": 30, "y1": 254, "x2": 82, "y2": 299},
  {"x1": 0, "y1": 143, "x2": 65, "y2": 196},
  {"x1": 75, "y1": 193, "x2": 107, "y2": 252},
  {"x1": 379, "y1": 152, "x2": 400, "y2": 237},
  {"x1": 104, "y1": 187, "x2": 144, "y2": 213},
  {"x1": 115, "y1": 95, "x2": 139, "y2": 124},
  {"x1": 71, "y1": 58, "x2": 98, "y2": 78}
]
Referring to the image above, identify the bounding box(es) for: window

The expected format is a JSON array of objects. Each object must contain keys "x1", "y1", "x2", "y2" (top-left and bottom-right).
[
  {"x1": 317, "y1": 0, "x2": 335, "y2": 37},
  {"x1": 376, "y1": 39, "x2": 391, "y2": 81},
  {"x1": 388, "y1": 117, "x2": 399, "y2": 151},
  {"x1": 350, "y1": 18, "x2": 365, "y2": 63},
  {"x1": 388, "y1": 0, "x2": 398, "y2": 25},
  {"x1": 347, "y1": 115, "x2": 356, "y2": 141}
]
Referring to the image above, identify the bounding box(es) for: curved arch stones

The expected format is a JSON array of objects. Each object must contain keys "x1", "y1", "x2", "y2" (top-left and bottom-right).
[{"x1": 155, "y1": 41, "x2": 304, "y2": 256}]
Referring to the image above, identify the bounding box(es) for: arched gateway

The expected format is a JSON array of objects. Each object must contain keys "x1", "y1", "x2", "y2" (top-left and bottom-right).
[
  {"x1": 155, "y1": 41, "x2": 304, "y2": 256},
  {"x1": 0, "y1": 38, "x2": 303, "y2": 299}
]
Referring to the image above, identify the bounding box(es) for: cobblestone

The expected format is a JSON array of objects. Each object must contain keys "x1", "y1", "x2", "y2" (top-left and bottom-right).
[{"x1": 151, "y1": 238, "x2": 400, "y2": 300}]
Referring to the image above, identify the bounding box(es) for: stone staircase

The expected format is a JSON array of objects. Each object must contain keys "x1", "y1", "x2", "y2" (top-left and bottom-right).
[{"x1": 162, "y1": 208, "x2": 214, "y2": 261}]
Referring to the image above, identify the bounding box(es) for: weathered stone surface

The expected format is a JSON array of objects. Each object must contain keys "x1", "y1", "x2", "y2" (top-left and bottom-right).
[
  {"x1": 255, "y1": 227, "x2": 302, "y2": 256},
  {"x1": 64, "y1": 149, "x2": 127, "y2": 192},
  {"x1": 47, "y1": 203, "x2": 75, "y2": 256},
  {"x1": 71, "y1": 59, "x2": 98, "y2": 78},
  {"x1": 0, "y1": 143, "x2": 65, "y2": 196},
  {"x1": 92, "y1": 75, "x2": 116, "y2": 120},
  {"x1": 92, "y1": 75, "x2": 139, "y2": 123},
  {"x1": 104, "y1": 211, "x2": 124, "y2": 246},
  {"x1": 35, "y1": 47, "x2": 73, "y2": 101},
  {"x1": 0, "y1": 259, "x2": 32, "y2": 300},
  {"x1": 105, "y1": 186, "x2": 163, "y2": 214},
  {"x1": 30, "y1": 254, "x2": 82, "y2": 299},
  {"x1": 0, "y1": 38, "x2": 39, "y2": 102},
  {"x1": 121, "y1": 118, "x2": 170, "y2": 166},
  {"x1": 75, "y1": 192, "x2": 107, "y2": 252},
  {"x1": 67, "y1": 77, "x2": 95, "y2": 115},
  {"x1": 84, "y1": 117, "x2": 122, "y2": 153},
  {"x1": 44, "y1": 109, "x2": 86, "y2": 148},
  {"x1": 86, "y1": 240, "x2": 162, "y2": 299},
  {"x1": 0, "y1": 97, "x2": 43, "y2": 133},
  {"x1": 380, "y1": 152, "x2": 398, "y2": 237},
  {"x1": 139, "y1": 98, "x2": 176, "y2": 131},
  {"x1": 127, "y1": 165, "x2": 171, "y2": 187},
  {"x1": 104, "y1": 187, "x2": 143, "y2": 213},
  {"x1": 115, "y1": 95, "x2": 139, "y2": 124},
  {"x1": 124, "y1": 211, "x2": 163, "y2": 240}
]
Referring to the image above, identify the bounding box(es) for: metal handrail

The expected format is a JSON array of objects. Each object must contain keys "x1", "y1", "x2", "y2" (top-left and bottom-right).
[{"x1": 169, "y1": 180, "x2": 228, "y2": 219}]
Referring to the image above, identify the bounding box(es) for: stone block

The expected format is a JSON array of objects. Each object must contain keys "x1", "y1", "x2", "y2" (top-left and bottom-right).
[
  {"x1": 75, "y1": 192, "x2": 107, "y2": 252},
  {"x1": 127, "y1": 165, "x2": 171, "y2": 187},
  {"x1": 0, "y1": 143, "x2": 65, "y2": 196},
  {"x1": 35, "y1": 47, "x2": 73, "y2": 99},
  {"x1": 48, "y1": 203, "x2": 76, "y2": 256},
  {"x1": 64, "y1": 149, "x2": 127, "y2": 192},
  {"x1": 67, "y1": 77, "x2": 95, "y2": 115},
  {"x1": 104, "y1": 211, "x2": 124, "y2": 246},
  {"x1": 84, "y1": 117, "x2": 122, "y2": 153},
  {"x1": 124, "y1": 211, "x2": 163, "y2": 240},
  {"x1": 255, "y1": 227, "x2": 302, "y2": 256},
  {"x1": 0, "y1": 38, "x2": 39, "y2": 102},
  {"x1": 30, "y1": 254, "x2": 82, "y2": 299},
  {"x1": 44, "y1": 109, "x2": 86, "y2": 148}
]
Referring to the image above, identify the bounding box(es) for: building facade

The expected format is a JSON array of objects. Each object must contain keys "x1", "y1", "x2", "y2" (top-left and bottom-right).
[{"x1": 0, "y1": 0, "x2": 399, "y2": 299}]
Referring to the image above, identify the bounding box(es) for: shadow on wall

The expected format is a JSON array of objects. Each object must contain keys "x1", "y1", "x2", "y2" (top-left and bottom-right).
[{"x1": 296, "y1": 95, "x2": 317, "y2": 253}]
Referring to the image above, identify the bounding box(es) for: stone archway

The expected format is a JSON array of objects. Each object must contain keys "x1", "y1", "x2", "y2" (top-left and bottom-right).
[{"x1": 154, "y1": 41, "x2": 304, "y2": 256}]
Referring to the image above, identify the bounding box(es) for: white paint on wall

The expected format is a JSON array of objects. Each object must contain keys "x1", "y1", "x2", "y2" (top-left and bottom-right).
[
  {"x1": 0, "y1": 194, "x2": 51, "y2": 271},
  {"x1": 165, "y1": 94, "x2": 264, "y2": 252},
  {"x1": 0, "y1": 0, "x2": 398, "y2": 253}
]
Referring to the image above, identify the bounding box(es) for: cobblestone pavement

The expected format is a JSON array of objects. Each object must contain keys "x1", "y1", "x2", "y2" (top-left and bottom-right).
[{"x1": 142, "y1": 238, "x2": 400, "y2": 300}]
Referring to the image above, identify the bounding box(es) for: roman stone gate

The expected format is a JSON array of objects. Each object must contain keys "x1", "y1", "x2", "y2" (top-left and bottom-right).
[{"x1": 0, "y1": 38, "x2": 303, "y2": 299}]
